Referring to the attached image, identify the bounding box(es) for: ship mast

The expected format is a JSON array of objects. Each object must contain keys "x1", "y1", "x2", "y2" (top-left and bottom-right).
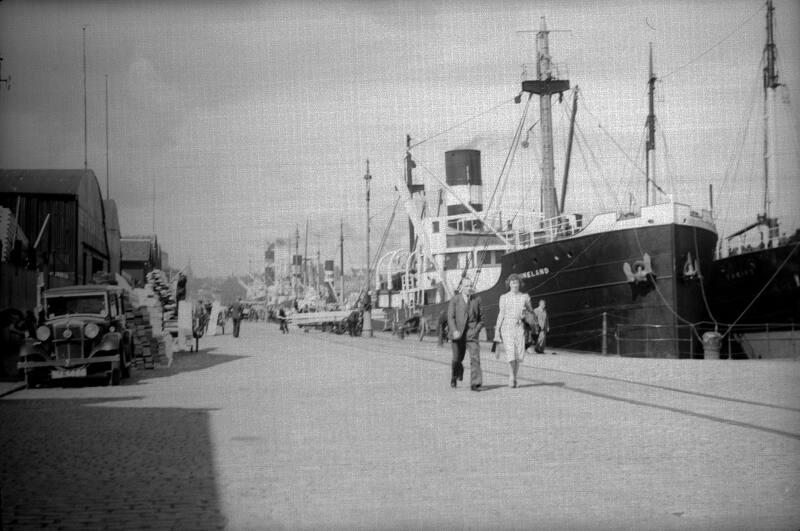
[
  {"x1": 645, "y1": 43, "x2": 656, "y2": 206},
  {"x1": 725, "y1": 0, "x2": 783, "y2": 245},
  {"x1": 521, "y1": 17, "x2": 569, "y2": 220},
  {"x1": 762, "y1": 0, "x2": 780, "y2": 221}
]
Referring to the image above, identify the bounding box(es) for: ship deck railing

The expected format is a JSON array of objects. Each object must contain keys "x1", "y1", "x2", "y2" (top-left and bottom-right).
[
  {"x1": 521, "y1": 62, "x2": 569, "y2": 82},
  {"x1": 717, "y1": 233, "x2": 793, "y2": 259},
  {"x1": 437, "y1": 211, "x2": 586, "y2": 250}
]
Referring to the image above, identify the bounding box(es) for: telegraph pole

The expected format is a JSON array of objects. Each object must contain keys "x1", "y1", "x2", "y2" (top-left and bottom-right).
[
  {"x1": 364, "y1": 160, "x2": 373, "y2": 337},
  {"x1": 105, "y1": 74, "x2": 109, "y2": 199},
  {"x1": 83, "y1": 26, "x2": 88, "y2": 170},
  {"x1": 0, "y1": 57, "x2": 11, "y2": 90},
  {"x1": 340, "y1": 218, "x2": 344, "y2": 304}
]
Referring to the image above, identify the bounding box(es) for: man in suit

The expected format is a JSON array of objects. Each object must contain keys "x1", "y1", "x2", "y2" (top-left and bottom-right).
[
  {"x1": 231, "y1": 297, "x2": 243, "y2": 338},
  {"x1": 447, "y1": 278, "x2": 484, "y2": 391}
]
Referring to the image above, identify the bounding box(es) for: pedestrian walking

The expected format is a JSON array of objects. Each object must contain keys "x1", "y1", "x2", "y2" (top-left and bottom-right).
[
  {"x1": 278, "y1": 308, "x2": 289, "y2": 334},
  {"x1": 494, "y1": 273, "x2": 532, "y2": 388},
  {"x1": 436, "y1": 309, "x2": 449, "y2": 347},
  {"x1": 231, "y1": 297, "x2": 243, "y2": 338},
  {"x1": 532, "y1": 299, "x2": 550, "y2": 353},
  {"x1": 447, "y1": 278, "x2": 483, "y2": 391}
]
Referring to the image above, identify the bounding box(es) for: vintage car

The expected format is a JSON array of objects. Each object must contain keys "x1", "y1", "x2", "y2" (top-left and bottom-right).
[{"x1": 17, "y1": 284, "x2": 134, "y2": 387}]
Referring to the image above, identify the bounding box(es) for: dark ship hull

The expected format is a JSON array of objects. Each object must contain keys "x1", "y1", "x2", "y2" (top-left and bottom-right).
[
  {"x1": 708, "y1": 238, "x2": 800, "y2": 327},
  {"x1": 408, "y1": 218, "x2": 718, "y2": 358}
]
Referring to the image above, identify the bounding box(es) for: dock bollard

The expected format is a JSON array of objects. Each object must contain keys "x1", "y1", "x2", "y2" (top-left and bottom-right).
[{"x1": 702, "y1": 331, "x2": 722, "y2": 360}]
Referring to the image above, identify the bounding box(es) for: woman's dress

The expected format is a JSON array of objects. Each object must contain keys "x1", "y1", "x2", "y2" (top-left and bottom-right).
[{"x1": 495, "y1": 291, "x2": 531, "y2": 362}]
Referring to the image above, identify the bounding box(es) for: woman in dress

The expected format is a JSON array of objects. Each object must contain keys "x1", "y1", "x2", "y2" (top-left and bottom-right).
[{"x1": 494, "y1": 273, "x2": 532, "y2": 388}]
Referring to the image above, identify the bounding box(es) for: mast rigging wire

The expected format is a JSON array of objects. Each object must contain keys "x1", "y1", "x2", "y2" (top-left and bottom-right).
[
  {"x1": 485, "y1": 93, "x2": 533, "y2": 214},
  {"x1": 409, "y1": 98, "x2": 516, "y2": 149},
  {"x1": 579, "y1": 98, "x2": 648, "y2": 178},
  {"x1": 660, "y1": 3, "x2": 765, "y2": 81}
]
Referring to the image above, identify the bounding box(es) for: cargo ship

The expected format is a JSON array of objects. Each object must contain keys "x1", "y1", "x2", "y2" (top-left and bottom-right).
[
  {"x1": 707, "y1": 0, "x2": 800, "y2": 358},
  {"x1": 377, "y1": 17, "x2": 718, "y2": 358}
]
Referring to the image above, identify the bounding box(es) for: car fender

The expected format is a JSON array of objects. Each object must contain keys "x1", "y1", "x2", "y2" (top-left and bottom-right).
[
  {"x1": 19, "y1": 343, "x2": 48, "y2": 362},
  {"x1": 93, "y1": 331, "x2": 123, "y2": 354}
]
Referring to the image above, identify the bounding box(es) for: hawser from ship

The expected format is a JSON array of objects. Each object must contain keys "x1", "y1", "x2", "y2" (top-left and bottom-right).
[
  {"x1": 707, "y1": 0, "x2": 800, "y2": 358},
  {"x1": 377, "y1": 17, "x2": 718, "y2": 357}
]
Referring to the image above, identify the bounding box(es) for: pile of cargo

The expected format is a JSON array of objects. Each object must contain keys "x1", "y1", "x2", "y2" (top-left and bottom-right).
[{"x1": 127, "y1": 269, "x2": 177, "y2": 368}]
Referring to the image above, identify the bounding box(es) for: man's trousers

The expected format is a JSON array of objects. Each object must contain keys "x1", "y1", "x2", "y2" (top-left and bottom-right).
[{"x1": 451, "y1": 336, "x2": 482, "y2": 386}]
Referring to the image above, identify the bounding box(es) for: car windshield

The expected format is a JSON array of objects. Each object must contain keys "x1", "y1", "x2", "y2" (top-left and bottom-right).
[{"x1": 46, "y1": 294, "x2": 108, "y2": 318}]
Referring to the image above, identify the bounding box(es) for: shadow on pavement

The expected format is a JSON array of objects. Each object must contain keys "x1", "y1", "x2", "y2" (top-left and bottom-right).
[
  {"x1": 0, "y1": 397, "x2": 226, "y2": 529},
  {"x1": 536, "y1": 365, "x2": 800, "y2": 412},
  {"x1": 131, "y1": 348, "x2": 247, "y2": 383},
  {"x1": 522, "y1": 381, "x2": 566, "y2": 388}
]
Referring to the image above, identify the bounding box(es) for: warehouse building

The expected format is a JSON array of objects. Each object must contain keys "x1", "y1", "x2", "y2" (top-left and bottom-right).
[{"x1": 0, "y1": 169, "x2": 111, "y2": 289}]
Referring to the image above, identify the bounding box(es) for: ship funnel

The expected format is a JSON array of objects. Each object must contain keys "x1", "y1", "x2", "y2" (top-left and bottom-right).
[{"x1": 445, "y1": 149, "x2": 482, "y2": 216}]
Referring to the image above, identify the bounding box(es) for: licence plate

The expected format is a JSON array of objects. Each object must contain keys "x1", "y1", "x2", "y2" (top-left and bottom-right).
[{"x1": 51, "y1": 367, "x2": 87, "y2": 379}]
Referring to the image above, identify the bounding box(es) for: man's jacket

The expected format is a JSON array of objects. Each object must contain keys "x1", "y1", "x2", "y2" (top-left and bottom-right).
[{"x1": 447, "y1": 294, "x2": 483, "y2": 341}]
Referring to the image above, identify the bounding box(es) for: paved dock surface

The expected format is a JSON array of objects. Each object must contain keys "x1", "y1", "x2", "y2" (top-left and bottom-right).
[{"x1": 2, "y1": 321, "x2": 799, "y2": 530}]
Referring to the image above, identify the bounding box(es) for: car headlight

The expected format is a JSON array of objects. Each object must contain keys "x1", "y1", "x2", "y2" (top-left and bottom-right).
[
  {"x1": 84, "y1": 323, "x2": 100, "y2": 339},
  {"x1": 36, "y1": 325, "x2": 51, "y2": 341}
]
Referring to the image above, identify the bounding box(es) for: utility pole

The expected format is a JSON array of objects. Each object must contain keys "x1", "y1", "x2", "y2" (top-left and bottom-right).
[
  {"x1": 82, "y1": 26, "x2": 88, "y2": 170},
  {"x1": 316, "y1": 236, "x2": 321, "y2": 294},
  {"x1": 105, "y1": 74, "x2": 109, "y2": 199},
  {"x1": 364, "y1": 160, "x2": 373, "y2": 337},
  {"x1": 340, "y1": 219, "x2": 344, "y2": 304},
  {"x1": 0, "y1": 56, "x2": 11, "y2": 90},
  {"x1": 303, "y1": 219, "x2": 309, "y2": 289},
  {"x1": 364, "y1": 159, "x2": 372, "y2": 288}
]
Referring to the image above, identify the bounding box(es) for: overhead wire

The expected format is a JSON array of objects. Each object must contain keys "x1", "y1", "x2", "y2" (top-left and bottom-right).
[
  {"x1": 660, "y1": 3, "x2": 765, "y2": 81},
  {"x1": 486, "y1": 93, "x2": 533, "y2": 214},
  {"x1": 580, "y1": 98, "x2": 648, "y2": 178},
  {"x1": 409, "y1": 97, "x2": 517, "y2": 149}
]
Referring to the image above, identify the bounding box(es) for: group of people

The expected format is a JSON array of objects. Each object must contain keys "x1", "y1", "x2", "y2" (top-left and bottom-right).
[{"x1": 446, "y1": 273, "x2": 549, "y2": 391}]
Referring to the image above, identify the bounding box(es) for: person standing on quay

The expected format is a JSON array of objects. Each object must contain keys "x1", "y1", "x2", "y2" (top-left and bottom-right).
[
  {"x1": 278, "y1": 307, "x2": 289, "y2": 334},
  {"x1": 533, "y1": 299, "x2": 550, "y2": 353},
  {"x1": 231, "y1": 297, "x2": 243, "y2": 338},
  {"x1": 447, "y1": 278, "x2": 483, "y2": 391},
  {"x1": 494, "y1": 273, "x2": 532, "y2": 388}
]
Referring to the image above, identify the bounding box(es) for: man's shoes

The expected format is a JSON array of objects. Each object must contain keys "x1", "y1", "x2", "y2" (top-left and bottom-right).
[
  {"x1": 450, "y1": 380, "x2": 457, "y2": 388},
  {"x1": 470, "y1": 384, "x2": 481, "y2": 391}
]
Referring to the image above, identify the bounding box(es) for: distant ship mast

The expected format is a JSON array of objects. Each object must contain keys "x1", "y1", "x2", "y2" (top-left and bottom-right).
[
  {"x1": 762, "y1": 0, "x2": 780, "y2": 223},
  {"x1": 726, "y1": 0, "x2": 782, "y2": 244},
  {"x1": 520, "y1": 17, "x2": 570, "y2": 220},
  {"x1": 645, "y1": 43, "x2": 656, "y2": 207}
]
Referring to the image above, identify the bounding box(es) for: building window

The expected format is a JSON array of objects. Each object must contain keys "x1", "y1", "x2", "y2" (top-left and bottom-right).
[{"x1": 432, "y1": 221, "x2": 440, "y2": 233}]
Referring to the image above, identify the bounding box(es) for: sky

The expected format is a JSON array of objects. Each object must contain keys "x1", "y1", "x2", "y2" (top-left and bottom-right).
[{"x1": 1, "y1": 0, "x2": 799, "y2": 277}]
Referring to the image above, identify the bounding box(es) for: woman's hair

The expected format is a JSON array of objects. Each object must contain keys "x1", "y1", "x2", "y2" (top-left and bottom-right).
[{"x1": 505, "y1": 273, "x2": 521, "y2": 287}]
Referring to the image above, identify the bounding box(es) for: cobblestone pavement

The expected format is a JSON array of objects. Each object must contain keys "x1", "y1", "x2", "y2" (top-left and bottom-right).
[{"x1": 2, "y1": 321, "x2": 799, "y2": 530}]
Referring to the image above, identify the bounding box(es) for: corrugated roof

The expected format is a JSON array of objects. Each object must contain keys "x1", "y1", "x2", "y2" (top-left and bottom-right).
[
  {"x1": 0, "y1": 169, "x2": 95, "y2": 196},
  {"x1": 121, "y1": 239, "x2": 152, "y2": 262}
]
